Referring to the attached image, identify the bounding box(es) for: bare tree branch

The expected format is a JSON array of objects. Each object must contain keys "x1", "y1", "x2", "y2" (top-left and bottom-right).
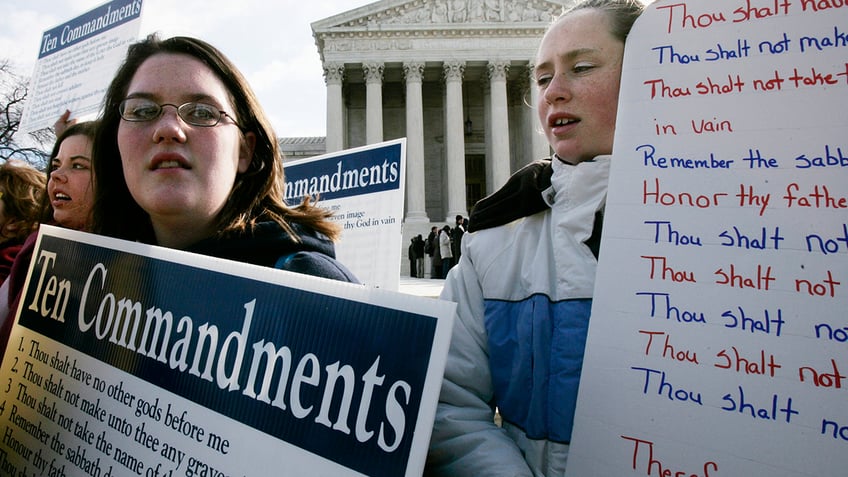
[{"x1": 0, "y1": 59, "x2": 52, "y2": 169}]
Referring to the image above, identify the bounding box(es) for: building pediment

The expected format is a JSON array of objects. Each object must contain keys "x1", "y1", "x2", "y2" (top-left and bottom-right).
[
  {"x1": 312, "y1": 0, "x2": 572, "y2": 62},
  {"x1": 313, "y1": 0, "x2": 571, "y2": 31}
]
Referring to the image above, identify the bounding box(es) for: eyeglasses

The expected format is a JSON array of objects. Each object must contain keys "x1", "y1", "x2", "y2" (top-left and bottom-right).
[{"x1": 119, "y1": 98, "x2": 241, "y2": 128}]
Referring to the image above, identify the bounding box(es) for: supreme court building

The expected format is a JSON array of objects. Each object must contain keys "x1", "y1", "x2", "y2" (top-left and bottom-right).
[{"x1": 304, "y1": 0, "x2": 571, "y2": 246}]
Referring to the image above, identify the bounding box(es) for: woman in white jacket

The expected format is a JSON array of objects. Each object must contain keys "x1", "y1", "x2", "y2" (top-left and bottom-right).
[
  {"x1": 426, "y1": 1, "x2": 646, "y2": 475},
  {"x1": 439, "y1": 225, "x2": 454, "y2": 277}
]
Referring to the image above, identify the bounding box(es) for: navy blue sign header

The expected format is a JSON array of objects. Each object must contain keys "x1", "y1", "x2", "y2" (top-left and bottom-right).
[
  {"x1": 284, "y1": 142, "x2": 402, "y2": 205},
  {"x1": 19, "y1": 233, "x2": 436, "y2": 476},
  {"x1": 39, "y1": 0, "x2": 143, "y2": 59}
]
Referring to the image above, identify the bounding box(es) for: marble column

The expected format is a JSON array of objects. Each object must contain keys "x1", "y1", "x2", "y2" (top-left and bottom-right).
[
  {"x1": 323, "y1": 62, "x2": 345, "y2": 153},
  {"x1": 363, "y1": 62, "x2": 384, "y2": 145},
  {"x1": 443, "y1": 60, "x2": 467, "y2": 222},
  {"x1": 403, "y1": 61, "x2": 428, "y2": 223},
  {"x1": 483, "y1": 79, "x2": 493, "y2": 191},
  {"x1": 528, "y1": 63, "x2": 551, "y2": 161},
  {"x1": 487, "y1": 60, "x2": 511, "y2": 193}
]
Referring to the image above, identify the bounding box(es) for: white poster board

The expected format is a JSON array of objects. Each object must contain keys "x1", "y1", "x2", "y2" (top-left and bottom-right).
[
  {"x1": 284, "y1": 139, "x2": 407, "y2": 290},
  {"x1": 567, "y1": 0, "x2": 847, "y2": 475},
  {"x1": 0, "y1": 225, "x2": 454, "y2": 477},
  {"x1": 19, "y1": 0, "x2": 143, "y2": 133}
]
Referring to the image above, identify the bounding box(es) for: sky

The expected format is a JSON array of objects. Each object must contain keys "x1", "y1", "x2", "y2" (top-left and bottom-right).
[{"x1": 0, "y1": 0, "x2": 375, "y2": 138}]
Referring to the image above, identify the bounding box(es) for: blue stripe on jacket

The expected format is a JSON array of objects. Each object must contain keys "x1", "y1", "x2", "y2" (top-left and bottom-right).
[{"x1": 484, "y1": 295, "x2": 592, "y2": 443}]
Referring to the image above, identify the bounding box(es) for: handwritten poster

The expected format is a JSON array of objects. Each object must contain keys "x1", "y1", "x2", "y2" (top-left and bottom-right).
[
  {"x1": 283, "y1": 139, "x2": 407, "y2": 291},
  {"x1": 0, "y1": 226, "x2": 454, "y2": 476},
  {"x1": 567, "y1": 0, "x2": 846, "y2": 476},
  {"x1": 19, "y1": 0, "x2": 143, "y2": 133}
]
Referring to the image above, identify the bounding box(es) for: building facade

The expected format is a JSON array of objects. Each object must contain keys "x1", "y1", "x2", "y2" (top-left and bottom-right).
[{"x1": 308, "y1": 0, "x2": 572, "y2": 274}]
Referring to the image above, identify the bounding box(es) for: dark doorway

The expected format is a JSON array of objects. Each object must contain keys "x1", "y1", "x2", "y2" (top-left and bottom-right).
[{"x1": 465, "y1": 154, "x2": 486, "y2": 211}]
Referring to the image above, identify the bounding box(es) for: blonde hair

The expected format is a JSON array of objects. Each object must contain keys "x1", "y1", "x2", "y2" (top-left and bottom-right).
[
  {"x1": 0, "y1": 160, "x2": 47, "y2": 243},
  {"x1": 555, "y1": 0, "x2": 645, "y2": 43}
]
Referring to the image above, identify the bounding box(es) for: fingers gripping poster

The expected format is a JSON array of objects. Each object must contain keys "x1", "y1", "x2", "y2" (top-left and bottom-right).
[{"x1": 567, "y1": 1, "x2": 847, "y2": 476}]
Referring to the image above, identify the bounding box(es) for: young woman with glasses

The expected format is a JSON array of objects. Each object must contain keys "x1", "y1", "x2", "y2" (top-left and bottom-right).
[{"x1": 91, "y1": 34, "x2": 357, "y2": 282}]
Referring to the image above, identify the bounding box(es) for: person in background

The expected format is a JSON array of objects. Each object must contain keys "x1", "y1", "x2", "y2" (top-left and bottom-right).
[
  {"x1": 413, "y1": 233, "x2": 426, "y2": 278},
  {"x1": 91, "y1": 34, "x2": 357, "y2": 282},
  {"x1": 426, "y1": 1, "x2": 646, "y2": 475},
  {"x1": 0, "y1": 120, "x2": 98, "y2": 356},
  {"x1": 0, "y1": 160, "x2": 47, "y2": 282},
  {"x1": 44, "y1": 121, "x2": 98, "y2": 231},
  {"x1": 426, "y1": 225, "x2": 439, "y2": 279},
  {"x1": 409, "y1": 237, "x2": 418, "y2": 277},
  {"x1": 438, "y1": 224, "x2": 453, "y2": 278},
  {"x1": 451, "y1": 214, "x2": 465, "y2": 263}
]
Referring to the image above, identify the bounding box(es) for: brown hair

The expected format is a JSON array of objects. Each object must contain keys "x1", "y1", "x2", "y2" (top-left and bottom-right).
[
  {"x1": 92, "y1": 33, "x2": 340, "y2": 245},
  {"x1": 0, "y1": 160, "x2": 47, "y2": 243}
]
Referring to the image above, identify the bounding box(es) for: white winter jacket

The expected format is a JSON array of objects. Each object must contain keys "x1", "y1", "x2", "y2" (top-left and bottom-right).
[{"x1": 427, "y1": 156, "x2": 610, "y2": 477}]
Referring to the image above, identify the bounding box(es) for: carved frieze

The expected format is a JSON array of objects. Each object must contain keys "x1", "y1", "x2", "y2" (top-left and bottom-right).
[
  {"x1": 313, "y1": 1, "x2": 571, "y2": 71},
  {"x1": 322, "y1": 35, "x2": 540, "y2": 55},
  {"x1": 338, "y1": 0, "x2": 568, "y2": 27}
]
